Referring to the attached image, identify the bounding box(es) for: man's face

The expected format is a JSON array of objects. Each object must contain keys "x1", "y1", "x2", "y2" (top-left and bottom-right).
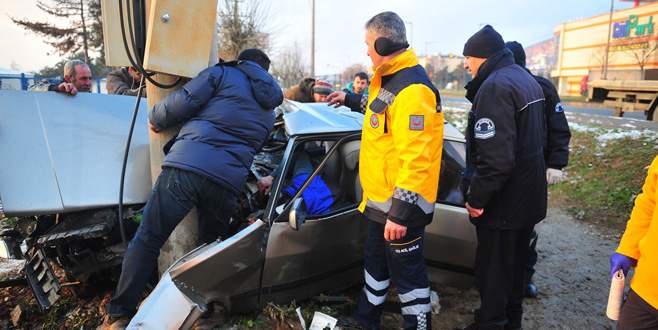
[
  {"x1": 128, "y1": 67, "x2": 142, "y2": 81},
  {"x1": 353, "y1": 76, "x2": 368, "y2": 94},
  {"x1": 70, "y1": 65, "x2": 92, "y2": 92},
  {"x1": 365, "y1": 30, "x2": 384, "y2": 68},
  {"x1": 464, "y1": 56, "x2": 487, "y2": 78},
  {"x1": 313, "y1": 93, "x2": 328, "y2": 102}
]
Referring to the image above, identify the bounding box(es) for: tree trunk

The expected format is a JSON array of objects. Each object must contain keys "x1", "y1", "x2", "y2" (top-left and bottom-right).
[{"x1": 80, "y1": 0, "x2": 90, "y2": 63}]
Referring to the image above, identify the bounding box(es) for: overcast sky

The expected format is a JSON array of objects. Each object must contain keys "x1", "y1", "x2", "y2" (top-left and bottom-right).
[{"x1": 1, "y1": 0, "x2": 635, "y2": 74}]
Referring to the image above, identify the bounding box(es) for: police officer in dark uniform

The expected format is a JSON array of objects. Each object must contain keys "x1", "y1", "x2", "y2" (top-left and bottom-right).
[
  {"x1": 505, "y1": 41, "x2": 571, "y2": 298},
  {"x1": 461, "y1": 26, "x2": 547, "y2": 330}
]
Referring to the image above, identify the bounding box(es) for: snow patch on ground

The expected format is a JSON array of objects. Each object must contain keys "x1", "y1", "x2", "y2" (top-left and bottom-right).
[{"x1": 569, "y1": 122, "x2": 598, "y2": 133}]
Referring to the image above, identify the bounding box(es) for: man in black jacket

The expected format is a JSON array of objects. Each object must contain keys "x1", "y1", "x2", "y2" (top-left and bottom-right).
[
  {"x1": 505, "y1": 41, "x2": 571, "y2": 298},
  {"x1": 461, "y1": 26, "x2": 547, "y2": 330}
]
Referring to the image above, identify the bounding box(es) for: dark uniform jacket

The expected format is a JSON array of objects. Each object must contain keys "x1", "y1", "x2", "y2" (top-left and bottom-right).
[
  {"x1": 149, "y1": 60, "x2": 284, "y2": 194},
  {"x1": 533, "y1": 75, "x2": 570, "y2": 169},
  {"x1": 464, "y1": 49, "x2": 547, "y2": 230}
]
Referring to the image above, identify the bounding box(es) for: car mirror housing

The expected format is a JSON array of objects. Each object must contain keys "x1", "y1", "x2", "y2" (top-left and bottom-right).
[{"x1": 288, "y1": 197, "x2": 307, "y2": 231}]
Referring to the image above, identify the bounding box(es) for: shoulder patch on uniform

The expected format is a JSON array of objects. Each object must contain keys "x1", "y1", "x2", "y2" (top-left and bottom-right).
[
  {"x1": 409, "y1": 115, "x2": 424, "y2": 131},
  {"x1": 474, "y1": 117, "x2": 495, "y2": 139},
  {"x1": 555, "y1": 102, "x2": 564, "y2": 113},
  {"x1": 370, "y1": 113, "x2": 380, "y2": 128}
]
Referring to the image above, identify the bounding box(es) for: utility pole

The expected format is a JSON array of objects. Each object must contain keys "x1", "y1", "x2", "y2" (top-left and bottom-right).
[
  {"x1": 603, "y1": 0, "x2": 615, "y2": 80},
  {"x1": 310, "y1": 0, "x2": 315, "y2": 77},
  {"x1": 151, "y1": 15, "x2": 219, "y2": 276}
]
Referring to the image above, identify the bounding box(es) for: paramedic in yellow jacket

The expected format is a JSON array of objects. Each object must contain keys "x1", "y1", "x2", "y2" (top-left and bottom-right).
[
  {"x1": 610, "y1": 155, "x2": 658, "y2": 329},
  {"x1": 327, "y1": 11, "x2": 444, "y2": 330}
]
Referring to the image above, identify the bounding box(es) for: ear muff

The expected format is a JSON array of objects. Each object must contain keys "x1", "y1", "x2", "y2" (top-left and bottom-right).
[{"x1": 374, "y1": 37, "x2": 409, "y2": 56}]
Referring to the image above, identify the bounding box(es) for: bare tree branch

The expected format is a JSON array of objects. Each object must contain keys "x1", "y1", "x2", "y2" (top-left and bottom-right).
[
  {"x1": 271, "y1": 42, "x2": 308, "y2": 88},
  {"x1": 217, "y1": 0, "x2": 271, "y2": 60}
]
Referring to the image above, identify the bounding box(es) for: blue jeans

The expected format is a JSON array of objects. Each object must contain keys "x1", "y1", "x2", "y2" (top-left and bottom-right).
[
  {"x1": 107, "y1": 167, "x2": 237, "y2": 317},
  {"x1": 356, "y1": 220, "x2": 432, "y2": 330}
]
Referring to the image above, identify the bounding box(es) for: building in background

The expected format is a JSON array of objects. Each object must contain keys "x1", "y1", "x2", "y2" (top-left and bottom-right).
[
  {"x1": 553, "y1": 1, "x2": 658, "y2": 96},
  {"x1": 418, "y1": 53, "x2": 464, "y2": 73},
  {"x1": 525, "y1": 38, "x2": 558, "y2": 79},
  {"x1": 418, "y1": 53, "x2": 468, "y2": 90}
]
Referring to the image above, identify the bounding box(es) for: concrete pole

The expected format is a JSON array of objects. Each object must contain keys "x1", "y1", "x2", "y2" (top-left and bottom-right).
[{"x1": 152, "y1": 11, "x2": 219, "y2": 276}]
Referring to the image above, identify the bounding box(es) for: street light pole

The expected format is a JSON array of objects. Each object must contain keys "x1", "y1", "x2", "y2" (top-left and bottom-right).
[
  {"x1": 310, "y1": 0, "x2": 315, "y2": 77},
  {"x1": 603, "y1": 0, "x2": 614, "y2": 80}
]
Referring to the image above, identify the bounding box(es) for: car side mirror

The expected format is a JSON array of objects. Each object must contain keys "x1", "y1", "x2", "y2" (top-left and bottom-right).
[{"x1": 288, "y1": 197, "x2": 307, "y2": 231}]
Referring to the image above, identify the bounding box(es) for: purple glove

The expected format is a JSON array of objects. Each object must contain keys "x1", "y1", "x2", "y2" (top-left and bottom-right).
[{"x1": 610, "y1": 252, "x2": 637, "y2": 278}]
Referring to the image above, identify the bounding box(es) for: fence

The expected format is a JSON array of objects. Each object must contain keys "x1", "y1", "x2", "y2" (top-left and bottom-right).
[{"x1": 0, "y1": 73, "x2": 106, "y2": 93}]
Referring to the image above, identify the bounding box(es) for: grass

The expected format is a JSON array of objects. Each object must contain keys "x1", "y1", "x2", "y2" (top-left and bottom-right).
[{"x1": 552, "y1": 129, "x2": 656, "y2": 230}]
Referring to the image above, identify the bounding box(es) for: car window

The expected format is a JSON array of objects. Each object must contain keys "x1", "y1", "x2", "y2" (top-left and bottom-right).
[
  {"x1": 437, "y1": 140, "x2": 466, "y2": 206},
  {"x1": 272, "y1": 137, "x2": 361, "y2": 221}
]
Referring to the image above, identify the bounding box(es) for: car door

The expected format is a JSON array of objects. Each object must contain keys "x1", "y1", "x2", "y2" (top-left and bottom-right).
[
  {"x1": 129, "y1": 220, "x2": 268, "y2": 327},
  {"x1": 424, "y1": 138, "x2": 477, "y2": 287},
  {"x1": 259, "y1": 133, "x2": 367, "y2": 304}
]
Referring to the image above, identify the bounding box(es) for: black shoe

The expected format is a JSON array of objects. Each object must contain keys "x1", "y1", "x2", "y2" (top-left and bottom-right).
[{"x1": 524, "y1": 282, "x2": 538, "y2": 298}]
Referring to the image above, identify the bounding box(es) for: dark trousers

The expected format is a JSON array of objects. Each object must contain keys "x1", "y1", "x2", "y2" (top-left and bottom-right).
[
  {"x1": 617, "y1": 289, "x2": 658, "y2": 330},
  {"x1": 356, "y1": 220, "x2": 432, "y2": 330},
  {"x1": 525, "y1": 230, "x2": 538, "y2": 285},
  {"x1": 107, "y1": 167, "x2": 237, "y2": 317},
  {"x1": 474, "y1": 225, "x2": 534, "y2": 330}
]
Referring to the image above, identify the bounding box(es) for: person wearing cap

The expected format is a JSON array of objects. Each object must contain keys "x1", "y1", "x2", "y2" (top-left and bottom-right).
[
  {"x1": 505, "y1": 41, "x2": 571, "y2": 299},
  {"x1": 610, "y1": 155, "x2": 658, "y2": 330},
  {"x1": 312, "y1": 79, "x2": 334, "y2": 102},
  {"x1": 327, "y1": 11, "x2": 443, "y2": 330},
  {"x1": 102, "y1": 48, "x2": 283, "y2": 329},
  {"x1": 283, "y1": 78, "x2": 334, "y2": 102},
  {"x1": 461, "y1": 26, "x2": 547, "y2": 330}
]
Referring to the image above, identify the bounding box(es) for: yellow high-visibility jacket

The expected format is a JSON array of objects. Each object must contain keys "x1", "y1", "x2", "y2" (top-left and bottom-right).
[
  {"x1": 357, "y1": 49, "x2": 444, "y2": 227},
  {"x1": 617, "y1": 155, "x2": 658, "y2": 309}
]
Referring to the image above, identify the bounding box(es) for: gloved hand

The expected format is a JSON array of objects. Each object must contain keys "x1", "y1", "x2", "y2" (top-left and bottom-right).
[
  {"x1": 546, "y1": 168, "x2": 564, "y2": 185},
  {"x1": 610, "y1": 252, "x2": 637, "y2": 278}
]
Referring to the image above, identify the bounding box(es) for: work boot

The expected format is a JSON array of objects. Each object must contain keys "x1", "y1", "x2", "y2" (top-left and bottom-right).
[
  {"x1": 524, "y1": 282, "x2": 538, "y2": 298},
  {"x1": 97, "y1": 315, "x2": 130, "y2": 330}
]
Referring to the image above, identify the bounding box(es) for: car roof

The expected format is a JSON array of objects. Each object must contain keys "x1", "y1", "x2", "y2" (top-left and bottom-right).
[
  {"x1": 279, "y1": 99, "x2": 465, "y2": 141},
  {"x1": 280, "y1": 100, "x2": 364, "y2": 136}
]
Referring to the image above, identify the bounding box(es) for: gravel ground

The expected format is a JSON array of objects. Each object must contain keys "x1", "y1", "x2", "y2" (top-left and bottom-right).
[{"x1": 383, "y1": 206, "x2": 621, "y2": 330}]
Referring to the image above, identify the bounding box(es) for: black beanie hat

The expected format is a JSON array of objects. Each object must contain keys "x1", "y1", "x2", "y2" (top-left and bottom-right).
[
  {"x1": 238, "y1": 48, "x2": 271, "y2": 71},
  {"x1": 463, "y1": 25, "x2": 505, "y2": 58},
  {"x1": 505, "y1": 41, "x2": 526, "y2": 67}
]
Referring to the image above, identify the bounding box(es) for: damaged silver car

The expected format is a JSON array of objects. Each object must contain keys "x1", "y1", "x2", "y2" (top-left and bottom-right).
[
  {"x1": 128, "y1": 100, "x2": 475, "y2": 328},
  {"x1": 0, "y1": 91, "x2": 474, "y2": 326}
]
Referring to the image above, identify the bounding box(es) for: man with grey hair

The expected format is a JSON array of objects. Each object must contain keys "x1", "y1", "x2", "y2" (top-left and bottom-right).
[
  {"x1": 29, "y1": 59, "x2": 93, "y2": 95},
  {"x1": 328, "y1": 11, "x2": 444, "y2": 330}
]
